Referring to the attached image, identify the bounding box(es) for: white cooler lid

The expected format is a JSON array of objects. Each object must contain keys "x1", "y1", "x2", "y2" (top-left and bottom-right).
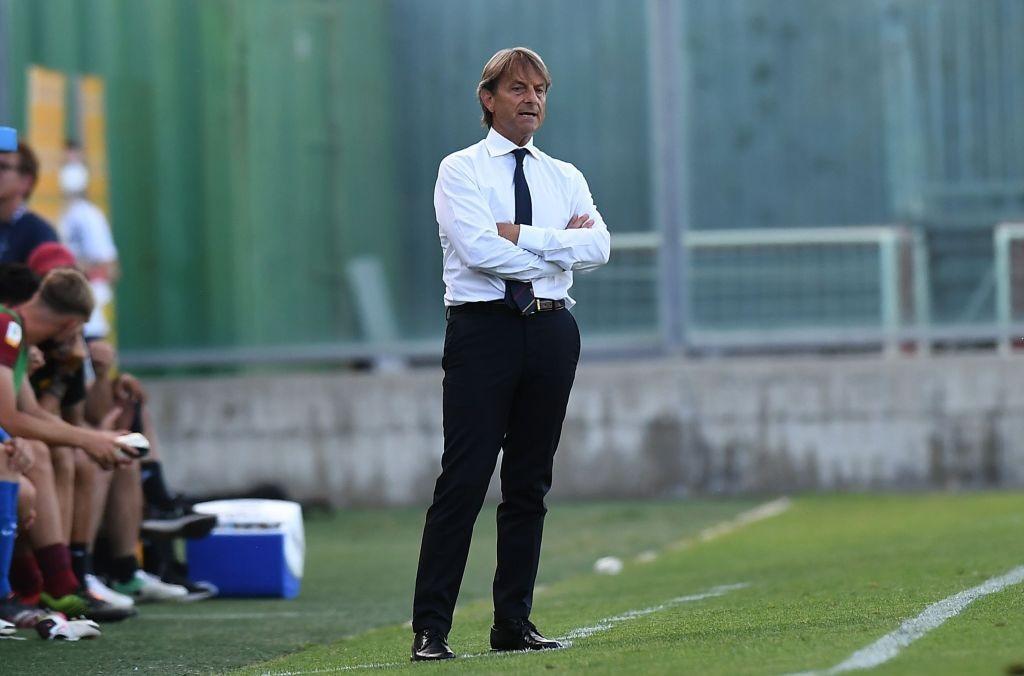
[{"x1": 193, "y1": 499, "x2": 305, "y2": 579}]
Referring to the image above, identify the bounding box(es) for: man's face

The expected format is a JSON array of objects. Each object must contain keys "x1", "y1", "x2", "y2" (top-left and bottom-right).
[
  {"x1": 481, "y1": 66, "x2": 548, "y2": 146},
  {"x1": 49, "y1": 317, "x2": 85, "y2": 345},
  {"x1": 0, "y1": 152, "x2": 25, "y2": 202},
  {"x1": 50, "y1": 332, "x2": 86, "y2": 366}
]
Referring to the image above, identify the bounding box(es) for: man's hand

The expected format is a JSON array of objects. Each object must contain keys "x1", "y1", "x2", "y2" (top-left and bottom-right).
[
  {"x1": 99, "y1": 406, "x2": 123, "y2": 431},
  {"x1": 79, "y1": 427, "x2": 135, "y2": 470},
  {"x1": 499, "y1": 215, "x2": 592, "y2": 242},
  {"x1": 113, "y1": 373, "x2": 146, "y2": 406},
  {"x1": 27, "y1": 346, "x2": 45, "y2": 375},
  {"x1": 496, "y1": 221, "x2": 520, "y2": 244},
  {"x1": 566, "y1": 213, "x2": 594, "y2": 229},
  {"x1": 89, "y1": 340, "x2": 116, "y2": 376},
  {"x1": 4, "y1": 438, "x2": 33, "y2": 473}
]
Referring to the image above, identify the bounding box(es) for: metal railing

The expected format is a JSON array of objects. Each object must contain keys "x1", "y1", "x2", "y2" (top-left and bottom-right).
[
  {"x1": 994, "y1": 222, "x2": 1024, "y2": 354},
  {"x1": 121, "y1": 225, "x2": 932, "y2": 369},
  {"x1": 573, "y1": 225, "x2": 928, "y2": 354}
]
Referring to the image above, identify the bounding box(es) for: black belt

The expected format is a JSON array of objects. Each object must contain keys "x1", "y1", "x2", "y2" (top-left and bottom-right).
[{"x1": 448, "y1": 299, "x2": 565, "y2": 317}]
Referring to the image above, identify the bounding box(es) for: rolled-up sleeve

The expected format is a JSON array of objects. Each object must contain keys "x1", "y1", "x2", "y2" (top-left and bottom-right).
[{"x1": 435, "y1": 157, "x2": 563, "y2": 282}]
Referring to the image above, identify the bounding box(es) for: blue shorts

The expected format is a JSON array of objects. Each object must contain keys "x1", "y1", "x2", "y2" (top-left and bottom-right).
[{"x1": 0, "y1": 427, "x2": 9, "y2": 442}]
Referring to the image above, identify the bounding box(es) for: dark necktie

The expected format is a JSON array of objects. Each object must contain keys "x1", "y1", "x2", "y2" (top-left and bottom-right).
[{"x1": 504, "y1": 148, "x2": 536, "y2": 313}]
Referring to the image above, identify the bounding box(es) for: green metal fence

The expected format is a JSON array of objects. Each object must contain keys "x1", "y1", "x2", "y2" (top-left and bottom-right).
[
  {"x1": 4, "y1": 0, "x2": 403, "y2": 353},
  {"x1": 882, "y1": 0, "x2": 1024, "y2": 325},
  {"x1": 2, "y1": 0, "x2": 1023, "y2": 365}
]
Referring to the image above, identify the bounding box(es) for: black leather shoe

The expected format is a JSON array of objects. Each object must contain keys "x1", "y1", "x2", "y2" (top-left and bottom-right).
[
  {"x1": 490, "y1": 618, "x2": 563, "y2": 651},
  {"x1": 411, "y1": 628, "x2": 455, "y2": 661}
]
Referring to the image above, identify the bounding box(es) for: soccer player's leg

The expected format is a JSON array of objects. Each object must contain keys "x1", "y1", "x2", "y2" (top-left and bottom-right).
[
  {"x1": 22, "y1": 440, "x2": 132, "y2": 622},
  {"x1": 49, "y1": 445, "x2": 76, "y2": 543},
  {"x1": 22, "y1": 441, "x2": 79, "y2": 605},
  {"x1": 68, "y1": 448, "x2": 133, "y2": 610},
  {"x1": 104, "y1": 462, "x2": 187, "y2": 603},
  {"x1": 0, "y1": 457, "x2": 19, "y2": 575},
  {"x1": 0, "y1": 448, "x2": 52, "y2": 632}
]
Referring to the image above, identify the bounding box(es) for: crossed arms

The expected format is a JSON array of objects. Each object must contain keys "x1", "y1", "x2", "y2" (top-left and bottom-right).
[{"x1": 436, "y1": 158, "x2": 611, "y2": 281}]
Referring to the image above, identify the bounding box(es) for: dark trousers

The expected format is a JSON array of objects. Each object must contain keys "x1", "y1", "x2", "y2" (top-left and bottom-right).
[{"x1": 412, "y1": 305, "x2": 581, "y2": 633}]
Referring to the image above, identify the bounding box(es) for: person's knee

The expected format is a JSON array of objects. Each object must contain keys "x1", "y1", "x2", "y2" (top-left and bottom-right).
[
  {"x1": 51, "y1": 445, "x2": 75, "y2": 480},
  {"x1": 74, "y1": 447, "x2": 98, "y2": 483},
  {"x1": 24, "y1": 440, "x2": 54, "y2": 482},
  {"x1": 431, "y1": 474, "x2": 491, "y2": 516},
  {"x1": 109, "y1": 460, "x2": 141, "y2": 493},
  {"x1": 117, "y1": 461, "x2": 141, "y2": 482},
  {"x1": 497, "y1": 481, "x2": 551, "y2": 516}
]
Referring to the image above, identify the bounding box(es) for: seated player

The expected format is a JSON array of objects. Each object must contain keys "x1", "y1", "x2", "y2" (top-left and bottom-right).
[
  {"x1": 86, "y1": 345, "x2": 215, "y2": 602},
  {"x1": 0, "y1": 268, "x2": 136, "y2": 621},
  {"x1": 0, "y1": 438, "x2": 99, "y2": 640},
  {"x1": 20, "y1": 246, "x2": 191, "y2": 604},
  {"x1": 0, "y1": 436, "x2": 40, "y2": 629},
  {"x1": 0, "y1": 128, "x2": 102, "y2": 637},
  {"x1": 27, "y1": 243, "x2": 216, "y2": 599}
]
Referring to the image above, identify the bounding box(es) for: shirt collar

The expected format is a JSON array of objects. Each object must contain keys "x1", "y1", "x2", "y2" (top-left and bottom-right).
[
  {"x1": 0, "y1": 204, "x2": 26, "y2": 228},
  {"x1": 484, "y1": 127, "x2": 539, "y2": 160}
]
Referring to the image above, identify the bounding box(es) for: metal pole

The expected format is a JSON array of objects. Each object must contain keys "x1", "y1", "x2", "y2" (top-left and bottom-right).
[
  {"x1": 646, "y1": 0, "x2": 691, "y2": 353},
  {"x1": 912, "y1": 228, "x2": 932, "y2": 356},
  {"x1": 994, "y1": 224, "x2": 1012, "y2": 355},
  {"x1": 879, "y1": 232, "x2": 900, "y2": 356}
]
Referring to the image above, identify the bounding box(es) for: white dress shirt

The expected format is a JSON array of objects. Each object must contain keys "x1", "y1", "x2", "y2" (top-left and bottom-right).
[{"x1": 435, "y1": 127, "x2": 611, "y2": 307}]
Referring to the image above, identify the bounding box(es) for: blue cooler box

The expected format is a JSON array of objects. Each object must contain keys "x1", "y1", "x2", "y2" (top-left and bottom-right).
[{"x1": 186, "y1": 499, "x2": 305, "y2": 599}]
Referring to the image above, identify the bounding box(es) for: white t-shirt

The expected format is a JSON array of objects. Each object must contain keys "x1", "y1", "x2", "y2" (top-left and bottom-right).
[
  {"x1": 60, "y1": 198, "x2": 117, "y2": 266},
  {"x1": 59, "y1": 198, "x2": 118, "y2": 338}
]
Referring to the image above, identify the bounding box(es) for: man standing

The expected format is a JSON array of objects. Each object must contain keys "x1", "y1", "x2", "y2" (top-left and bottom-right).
[{"x1": 411, "y1": 47, "x2": 610, "y2": 661}]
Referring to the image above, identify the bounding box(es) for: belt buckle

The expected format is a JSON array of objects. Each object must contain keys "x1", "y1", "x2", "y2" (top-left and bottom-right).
[{"x1": 526, "y1": 299, "x2": 554, "y2": 315}]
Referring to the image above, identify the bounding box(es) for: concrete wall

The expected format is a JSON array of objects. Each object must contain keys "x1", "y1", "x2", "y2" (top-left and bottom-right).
[{"x1": 148, "y1": 354, "x2": 1024, "y2": 506}]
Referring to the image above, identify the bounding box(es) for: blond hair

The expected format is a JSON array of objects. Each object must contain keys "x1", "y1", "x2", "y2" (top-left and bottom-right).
[
  {"x1": 38, "y1": 268, "x2": 94, "y2": 320},
  {"x1": 477, "y1": 47, "x2": 552, "y2": 128}
]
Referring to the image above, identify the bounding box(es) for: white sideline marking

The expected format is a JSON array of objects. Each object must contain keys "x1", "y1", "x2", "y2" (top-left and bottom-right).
[
  {"x1": 792, "y1": 564, "x2": 1024, "y2": 675},
  {"x1": 669, "y1": 497, "x2": 791, "y2": 552},
  {"x1": 631, "y1": 497, "x2": 790, "y2": 565},
  {"x1": 261, "y1": 583, "x2": 749, "y2": 675},
  {"x1": 559, "y1": 583, "x2": 749, "y2": 643}
]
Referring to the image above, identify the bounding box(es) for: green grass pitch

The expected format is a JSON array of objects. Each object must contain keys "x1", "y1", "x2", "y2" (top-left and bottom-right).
[{"x1": 2, "y1": 493, "x2": 1021, "y2": 675}]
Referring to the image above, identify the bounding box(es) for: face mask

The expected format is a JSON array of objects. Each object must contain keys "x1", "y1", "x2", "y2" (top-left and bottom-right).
[{"x1": 59, "y1": 161, "x2": 89, "y2": 195}]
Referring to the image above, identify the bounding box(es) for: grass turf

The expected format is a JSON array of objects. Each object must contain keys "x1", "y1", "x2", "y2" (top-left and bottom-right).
[
  {"x1": 0, "y1": 498, "x2": 757, "y2": 674},
  {"x1": 243, "y1": 491, "x2": 1024, "y2": 676}
]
